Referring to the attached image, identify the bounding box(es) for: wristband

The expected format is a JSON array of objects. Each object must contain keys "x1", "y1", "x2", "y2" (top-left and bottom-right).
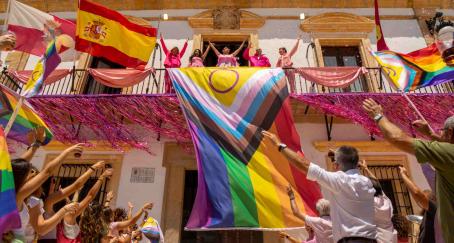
[
  {"x1": 373, "y1": 114, "x2": 384, "y2": 122},
  {"x1": 89, "y1": 166, "x2": 95, "y2": 171},
  {"x1": 278, "y1": 143, "x2": 287, "y2": 152}
]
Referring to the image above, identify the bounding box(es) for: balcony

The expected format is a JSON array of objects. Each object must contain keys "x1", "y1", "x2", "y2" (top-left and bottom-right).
[{"x1": 2, "y1": 67, "x2": 453, "y2": 96}]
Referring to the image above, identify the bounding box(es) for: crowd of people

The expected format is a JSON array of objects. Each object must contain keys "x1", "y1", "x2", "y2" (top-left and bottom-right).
[
  {"x1": 264, "y1": 100, "x2": 454, "y2": 243},
  {"x1": 3, "y1": 128, "x2": 163, "y2": 243}
]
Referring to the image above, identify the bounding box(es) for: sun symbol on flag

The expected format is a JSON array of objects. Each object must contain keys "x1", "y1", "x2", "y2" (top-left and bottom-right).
[{"x1": 84, "y1": 20, "x2": 108, "y2": 42}]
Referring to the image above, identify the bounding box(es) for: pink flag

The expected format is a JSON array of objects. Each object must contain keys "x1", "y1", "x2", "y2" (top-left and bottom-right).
[{"x1": 7, "y1": 0, "x2": 75, "y2": 57}]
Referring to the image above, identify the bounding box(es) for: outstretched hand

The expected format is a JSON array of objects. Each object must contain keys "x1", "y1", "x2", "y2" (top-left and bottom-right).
[
  {"x1": 412, "y1": 119, "x2": 431, "y2": 136},
  {"x1": 362, "y1": 98, "x2": 383, "y2": 119},
  {"x1": 261, "y1": 131, "x2": 281, "y2": 147},
  {"x1": 286, "y1": 184, "x2": 295, "y2": 199},
  {"x1": 358, "y1": 160, "x2": 368, "y2": 170},
  {"x1": 0, "y1": 34, "x2": 16, "y2": 51},
  {"x1": 399, "y1": 166, "x2": 408, "y2": 176}
]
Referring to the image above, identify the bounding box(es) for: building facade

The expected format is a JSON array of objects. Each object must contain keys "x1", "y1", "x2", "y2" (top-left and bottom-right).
[{"x1": 2, "y1": 1, "x2": 453, "y2": 242}]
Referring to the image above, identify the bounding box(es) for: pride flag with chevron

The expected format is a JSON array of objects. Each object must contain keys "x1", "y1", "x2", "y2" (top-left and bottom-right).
[{"x1": 169, "y1": 68, "x2": 321, "y2": 229}]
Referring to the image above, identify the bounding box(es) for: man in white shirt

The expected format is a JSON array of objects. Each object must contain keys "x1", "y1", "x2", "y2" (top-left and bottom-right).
[{"x1": 262, "y1": 131, "x2": 377, "y2": 243}]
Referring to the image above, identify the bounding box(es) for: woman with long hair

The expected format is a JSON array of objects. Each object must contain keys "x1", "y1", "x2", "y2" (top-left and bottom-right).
[
  {"x1": 208, "y1": 40, "x2": 246, "y2": 67},
  {"x1": 276, "y1": 35, "x2": 301, "y2": 93},
  {"x1": 160, "y1": 34, "x2": 188, "y2": 93},
  {"x1": 188, "y1": 48, "x2": 210, "y2": 67}
]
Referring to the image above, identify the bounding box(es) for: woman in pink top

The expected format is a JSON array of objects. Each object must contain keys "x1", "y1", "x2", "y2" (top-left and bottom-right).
[
  {"x1": 160, "y1": 34, "x2": 188, "y2": 93},
  {"x1": 276, "y1": 36, "x2": 301, "y2": 93},
  {"x1": 243, "y1": 42, "x2": 271, "y2": 67},
  {"x1": 209, "y1": 40, "x2": 246, "y2": 67},
  {"x1": 188, "y1": 48, "x2": 210, "y2": 67}
]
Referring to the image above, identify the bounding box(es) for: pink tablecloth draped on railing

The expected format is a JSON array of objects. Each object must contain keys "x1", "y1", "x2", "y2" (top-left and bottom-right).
[
  {"x1": 295, "y1": 67, "x2": 368, "y2": 88},
  {"x1": 9, "y1": 69, "x2": 71, "y2": 85},
  {"x1": 88, "y1": 68, "x2": 155, "y2": 88}
]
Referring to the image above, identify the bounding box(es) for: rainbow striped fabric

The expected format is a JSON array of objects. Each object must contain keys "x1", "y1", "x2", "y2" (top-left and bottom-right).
[
  {"x1": 0, "y1": 84, "x2": 52, "y2": 144},
  {"x1": 0, "y1": 127, "x2": 21, "y2": 235},
  {"x1": 22, "y1": 39, "x2": 61, "y2": 98},
  {"x1": 169, "y1": 68, "x2": 321, "y2": 229},
  {"x1": 372, "y1": 43, "x2": 454, "y2": 92}
]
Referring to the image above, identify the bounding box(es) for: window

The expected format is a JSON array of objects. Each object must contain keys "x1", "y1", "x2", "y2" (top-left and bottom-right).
[
  {"x1": 321, "y1": 46, "x2": 369, "y2": 92},
  {"x1": 84, "y1": 57, "x2": 123, "y2": 94}
]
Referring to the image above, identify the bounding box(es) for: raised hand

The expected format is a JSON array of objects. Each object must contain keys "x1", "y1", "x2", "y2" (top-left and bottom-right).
[
  {"x1": 0, "y1": 34, "x2": 16, "y2": 51},
  {"x1": 102, "y1": 168, "x2": 114, "y2": 179},
  {"x1": 63, "y1": 202, "x2": 79, "y2": 214},
  {"x1": 106, "y1": 191, "x2": 114, "y2": 202},
  {"x1": 128, "y1": 201, "x2": 134, "y2": 209},
  {"x1": 91, "y1": 160, "x2": 106, "y2": 170},
  {"x1": 286, "y1": 184, "x2": 295, "y2": 199},
  {"x1": 412, "y1": 119, "x2": 431, "y2": 136},
  {"x1": 362, "y1": 98, "x2": 383, "y2": 119},
  {"x1": 64, "y1": 143, "x2": 85, "y2": 156},
  {"x1": 141, "y1": 202, "x2": 154, "y2": 211},
  {"x1": 358, "y1": 160, "x2": 368, "y2": 170},
  {"x1": 399, "y1": 166, "x2": 408, "y2": 176},
  {"x1": 261, "y1": 131, "x2": 281, "y2": 147}
]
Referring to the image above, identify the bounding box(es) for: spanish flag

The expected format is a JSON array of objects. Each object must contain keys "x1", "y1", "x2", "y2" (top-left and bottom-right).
[{"x1": 76, "y1": 0, "x2": 157, "y2": 68}]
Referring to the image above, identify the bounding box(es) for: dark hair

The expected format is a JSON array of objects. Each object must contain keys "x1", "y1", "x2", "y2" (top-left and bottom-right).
[
  {"x1": 369, "y1": 178, "x2": 383, "y2": 197},
  {"x1": 114, "y1": 207, "x2": 127, "y2": 221},
  {"x1": 11, "y1": 159, "x2": 32, "y2": 192},
  {"x1": 279, "y1": 47, "x2": 287, "y2": 53},
  {"x1": 335, "y1": 146, "x2": 359, "y2": 170},
  {"x1": 189, "y1": 49, "x2": 201, "y2": 62},
  {"x1": 103, "y1": 207, "x2": 114, "y2": 224}
]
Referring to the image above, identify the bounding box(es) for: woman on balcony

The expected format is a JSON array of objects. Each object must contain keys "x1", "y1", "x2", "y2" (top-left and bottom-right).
[
  {"x1": 276, "y1": 35, "x2": 301, "y2": 93},
  {"x1": 188, "y1": 48, "x2": 210, "y2": 67},
  {"x1": 160, "y1": 34, "x2": 188, "y2": 93},
  {"x1": 243, "y1": 42, "x2": 271, "y2": 67},
  {"x1": 209, "y1": 40, "x2": 246, "y2": 67}
]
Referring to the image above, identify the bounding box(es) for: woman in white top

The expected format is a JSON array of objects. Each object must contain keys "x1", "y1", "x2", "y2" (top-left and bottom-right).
[
  {"x1": 10, "y1": 140, "x2": 83, "y2": 242},
  {"x1": 287, "y1": 185, "x2": 334, "y2": 243},
  {"x1": 359, "y1": 160, "x2": 398, "y2": 243},
  {"x1": 208, "y1": 40, "x2": 246, "y2": 67}
]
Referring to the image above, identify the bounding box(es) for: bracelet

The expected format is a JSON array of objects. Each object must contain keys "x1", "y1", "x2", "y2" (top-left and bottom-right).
[
  {"x1": 278, "y1": 143, "x2": 287, "y2": 152},
  {"x1": 373, "y1": 114, "x2": 384, "y2": 122}
]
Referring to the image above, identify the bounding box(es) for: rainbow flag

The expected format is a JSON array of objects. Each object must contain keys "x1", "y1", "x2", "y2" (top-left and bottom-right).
[
  {"x1": 0, "y1": 84, "x2": 52, "y2": 144},
  {"x1": 22, "y1": 39, "x2": 61, "y2": 98},
  {"x1": 372, "y1": 43, "x2": 454, "y2": 91},
  {"x1": 0, "y1": 127, "x2": 21, "y2": 235},
  {"x1": 170, "y1": 68, "x2": 321, "y2": 229}
]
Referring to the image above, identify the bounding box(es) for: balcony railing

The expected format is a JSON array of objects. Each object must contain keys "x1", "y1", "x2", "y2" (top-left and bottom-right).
[{"x1": 1, "y1": 67, "x2": 453, "y2": 96}]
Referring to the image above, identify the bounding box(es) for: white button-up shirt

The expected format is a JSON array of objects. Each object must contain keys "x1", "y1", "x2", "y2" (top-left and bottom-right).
[
  {"x1": 304, "y1": 215, "x2": 333, "y2": 243},
  {"x1": 307, "y1": 163, "x2": 377, "y2": 242}
]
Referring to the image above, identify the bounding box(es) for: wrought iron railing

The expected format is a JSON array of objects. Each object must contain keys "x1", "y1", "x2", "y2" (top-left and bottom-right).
[{"x1": 1, "y1": 67, "x2": 453, "y2": 96}]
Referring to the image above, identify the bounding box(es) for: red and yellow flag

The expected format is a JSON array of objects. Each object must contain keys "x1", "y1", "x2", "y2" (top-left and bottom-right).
[{"x1": 76, "y1": 0, "x2": 157, "y2": 68}]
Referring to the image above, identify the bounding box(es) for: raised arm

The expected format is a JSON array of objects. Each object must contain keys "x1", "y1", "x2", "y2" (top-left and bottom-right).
[
  {"x1": 20, "y1": 127, "x2": 47, "y2": 162},
  {"x1": 262, "y1": 131, "x2": 311, "y2": 173},
  {"x1": 45, "y1": 160, "x2": 105, "y2": 213},
  {"x1": 288, "y1": 36, "x2": 301, "y2": 57},
  {"x1": 358, "y1": 160, "x2": 377, "y2": 180},
  {"x1": 209, "y1": 42, "x2": 221, "y2": 56},
  {"x1": 399, "y1": 166, "x2": 429, "y2": 210},
  {"x1": 287, "y1": 185, "x2": 306, "y2": 221},
  {"x1": 232, "y1": 40, "x2": 246, "y2": 57},
  {"x1": 363, "y1": 99, "x2": 415, "y2": 154},
  {"x1": 243, "y1": 42, "x2": 252, "y2": 61},
  {"x1": 115, "y1": 203, "x2": 153, "y2": 230},
  {"x1": 159, "y1": 34, "x2": 169, "y2": 55},
  {"x1": 29, "y1": 201, "x2": 79, "y2": 235},
  {"x1": 104, "y1": 191, "x2": 114, "y2": 208},
  {"x1": 127, "y1": 201, "x2": 134, "y2": 219},
  {"x1": 201, "y1": 46, "x2": 210, "y2": 60},
  {"x1": 412, "y1": 120, "x2": 443, "y2": 141},
  {"x1": 179, "y1": 38, "x2": 189, "y2": 58},
  {"x1": 16, "y1": 144, "x2": 84, "y2": 206}
]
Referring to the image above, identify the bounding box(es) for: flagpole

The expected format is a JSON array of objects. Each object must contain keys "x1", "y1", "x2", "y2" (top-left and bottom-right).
[
  {"x1": 3, "y1": 0, "x2": 12, "y2": 32},
  {"x1": 4, "y1": 95, "x2": 24, "y2": 137},
  {"x1": 401, "y1": 92, "x2": 434, "y2": 133}
]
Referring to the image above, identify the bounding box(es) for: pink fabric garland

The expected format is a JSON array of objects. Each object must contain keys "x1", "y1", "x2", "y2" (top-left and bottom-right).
[
  {"x1": 88, "y1": 68, "x2": 155, "y2": 88},
  {"x1": 295, "y1": 67, "x2": 368, "y2": 88},
  {"x1": 28, "y1": 94, "x2": 453, "y2": 152},
  {"x1": 9, "y1": 69, "x2": 71, "y2": 85}
]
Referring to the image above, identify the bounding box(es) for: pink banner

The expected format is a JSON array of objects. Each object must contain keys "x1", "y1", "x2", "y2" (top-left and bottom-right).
[
  {"x1": 88, "y1": 68, "x2": 155, "y2": 88},
  {"x1": 9, "y1": 69, "x2": 71, "y2": 85},
  {"x1": 295, "y1": 67, "x2": 368, "y2": 88}
]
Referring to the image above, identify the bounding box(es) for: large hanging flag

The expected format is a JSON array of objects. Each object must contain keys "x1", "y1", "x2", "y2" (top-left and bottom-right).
[
  {"x1": 372, "y1": 43, "x2": 454, "y2": 91},
  {"x1": 0, "y1": 84, "x2": 52, "y2": 144},
  {"x1": 7, "y1": 0, "x2": 76, "y2": 58},
  {"x1": 374, "y1": 0, "x2": 389, "y2": 51},
  {"x1": 22, "y1": 39, "x2": 61, "y2": 98},
  {"x1": 76, "y1": 0, "x2": 157, "y2": 68},
  {"x1": 0, "y1": 127, "x2": 21, "y2": 235},
  {"x1": 170, "y1": 68, "x2": 321, "y2": 229}
]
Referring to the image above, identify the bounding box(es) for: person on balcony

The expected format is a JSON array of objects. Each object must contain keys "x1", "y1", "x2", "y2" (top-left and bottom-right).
[
  {"x1": 188, "y1": 48, "x2": 210, "y2": 67},
  {"x1": 262, "y1": 131, "x2": 377, "y2": 243},
  {"x1": 362, "y1": 98, "x2": 454, "y2": 243},
  {"x1": 276, "y1": 35, "x2": 301, "y2": 93},
  {"x1": 160, "y1": 34, "x2": 188, "y2": 93},
  {"x1": 208, "y1": 40, "x2": 246, "y2": 67},
  {"x1": 242, "y1": 42, "x2": 271, "y2": 67}
]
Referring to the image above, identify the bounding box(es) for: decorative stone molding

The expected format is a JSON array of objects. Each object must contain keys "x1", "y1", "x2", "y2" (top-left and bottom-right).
[
  {"x1": 301, "y1": 12, "x2": 375, "y2": 34},
  {"x1": 188, "y1": 9, "x2": 265, "y2": 29},
  {"x1": 313, "y1": 140, "x2": 401, "y2": 152}
]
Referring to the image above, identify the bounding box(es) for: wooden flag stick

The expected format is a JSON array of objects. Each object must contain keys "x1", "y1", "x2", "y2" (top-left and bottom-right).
[
  {"x1": 401, "y1": 92, "x2": 434, "y2": 133},
  {"x1": 4, "y1": 96, "x2": 24, "y2": 137}
]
